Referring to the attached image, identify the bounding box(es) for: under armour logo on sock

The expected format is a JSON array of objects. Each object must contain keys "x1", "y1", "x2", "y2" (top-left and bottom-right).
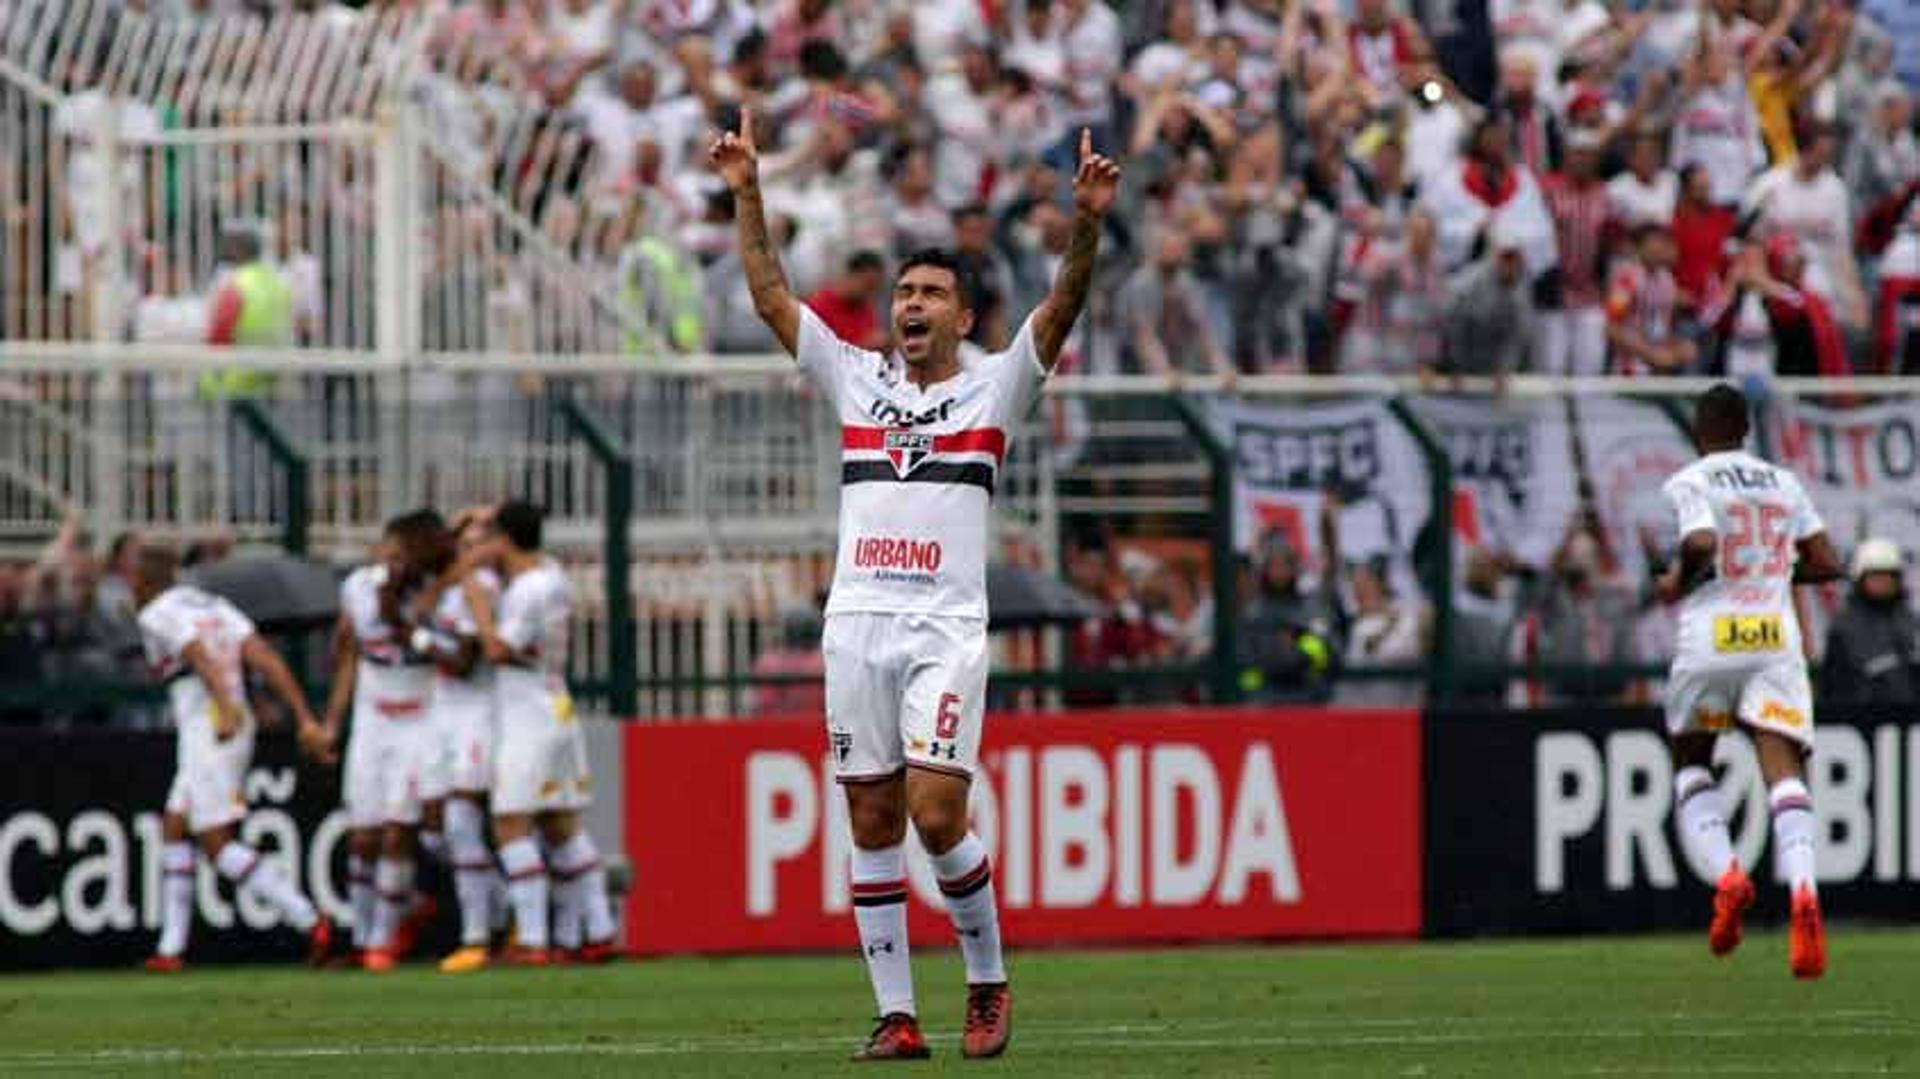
[{"x1": 867, "y1": 941, "x2": 896, "y2": 956}]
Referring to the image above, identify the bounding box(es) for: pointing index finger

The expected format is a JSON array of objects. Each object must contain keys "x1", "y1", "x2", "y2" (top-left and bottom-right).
[
  {"x1": 1079, "y1": 127, "x2": 1091, "y2": 162},
  {"x1": 740, "y1": 105, "x2": 756, "y2": 149}
]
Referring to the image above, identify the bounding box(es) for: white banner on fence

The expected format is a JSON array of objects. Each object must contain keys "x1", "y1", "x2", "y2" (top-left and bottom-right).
[
  {"x1": 1411, "y1": 396, "x2": 1577, "y2": 571},
  {"x1": 1573, "y1": 396, "x2": 1696, "y2": 584},
  {"x1": 1772, "y1": 398, "x2": 1920, "y2": 557},
  {"x1": 1218, "y1": 398, "x2": 1432, "y2": 596}
]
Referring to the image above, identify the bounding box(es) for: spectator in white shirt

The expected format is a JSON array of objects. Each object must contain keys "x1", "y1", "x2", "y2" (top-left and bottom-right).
[
  {"x1": 1607, "y1": 128, "x2": 1678, "y2": 230},
  {"x1": 925, "y1": 43, "x2": 1001, "y2": 209},
  {"x1": 1125, "y1": 0, "x2": 1208, "y2": 100},
  {"x1": 1670, "y1": 39, "x2": 1765, "y2": 208},
  {"x1": 1056, "y1": 0, "x2": 1124, "y2": 138},
  {"x1": 1743, "y1": 122, "x2": 1868, "y2": 329}
]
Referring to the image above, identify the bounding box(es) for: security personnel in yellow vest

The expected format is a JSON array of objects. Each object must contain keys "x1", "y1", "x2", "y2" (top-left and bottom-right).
[{"x1": 202, "y1": 226, "x2": 293, "y2": 399}]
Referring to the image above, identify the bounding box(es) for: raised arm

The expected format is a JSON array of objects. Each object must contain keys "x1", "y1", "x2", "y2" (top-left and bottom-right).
[
  {"x1": 243, "y1": 634, "x2": 334, "y2": 763},
  {"x1": 707, "y1": 107, "x2": 800, "y2": 355},
  {"x1": 1032, "y1": 128, "x2": 1122, "y2": 372}
]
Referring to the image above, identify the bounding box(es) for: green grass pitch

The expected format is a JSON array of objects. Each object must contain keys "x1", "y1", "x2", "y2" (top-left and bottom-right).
[{"x1": 2, "y1": 932, "x2": 1916, "y2": 1077}]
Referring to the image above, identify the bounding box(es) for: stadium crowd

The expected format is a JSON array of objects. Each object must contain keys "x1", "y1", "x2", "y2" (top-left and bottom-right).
[{"x1": 37, "y1": 0, "x2": 1911, "y2": 378}]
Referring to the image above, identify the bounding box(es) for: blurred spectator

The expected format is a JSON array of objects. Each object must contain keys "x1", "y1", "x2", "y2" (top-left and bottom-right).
[
  {"x1": 926, "y1": 43, "x2": 1002, "y2": 210},
  {"x1": 1859, "y1": 180, "x2": 1920, "y2": 374},
  {"x1": 1671, "y1": 34, "x2": 1765, "y2": 209},
  {"x1": 1056, "y1": 0, "x2": 1125, "y2": 144},
  {"x1": 1122, "y1": 227, "x2": 1233, "y2": 378},
  {"x1": 805, "y1": 249, "x2": 888, "y2": 351},
  {"x1": 1063, "y1": 536, "x2": 1155, "y2": 707},
  {"x1": 1225, "y1": 124, "x2": 1334, "y2": 373},
  {"x1": 1743, "y1": 0, "x2": 1849, "y2": 168},
  {"x1": 203, "y1": 226, "x2": 293, "y2": 399},
  {"x1": 1528, "y1": 526, "x2": 1639, "y2": 703},
  {"x1": 1451, "y1": 546, "x2": 1516, "y2": 706},
  {"x1": 951, "y1": 205, "x2": 1014, "y2": 349},
  {"x1": 762, "y1": 119, "x2": 887, "y2": 294},
  {"x1": 132, "y1": 253, "x2": 209, "y2": 345},
  {"x1": 1841, "y1": 83, "x2": 1919, "y2": 216},
  {"x1": 1607, "y1": 129, "x2": 1678, "y2": 231},
  {"x1": 1442, "y1": 221, "x2": 1535, "y2": 385},
  {"x1": 1423, "y1": 116, "x2": 1556, "y2": 280},
  {"x1": 1537, "y1": 129, "x2": 1613, "y2": 376},
  {"x1": 1238, "y1": 531, "x2": 1336, "y2": 703},
  {"x1": 1606, "y1": 222, "x2": 1694, "y2": 375},
  {"x1": 1743, "y1": 122, "x2": 1867, "y2": 329},
  {"x1": 1671, "y1": 164, "x2": 1737, "y2": 304},
  {"x1": 1399, "y1": 52, "x2": 1476, "y2": 191},
  {"x1": 1336, "y1": 557, "x2": 1428, "y2": 707},
  {"x1": 1340, "y1": 209, "x2": 1446, "y2": 376},
  {"x1": 1820, "y1": 539, "x2": 1920, "y2": 706},
  {"x1": 886, "y1": 146, "x2": 955, "y2": 259},
  {"x1": 1704, "y1": 232, "x2": 1850, "y2": 379},
  {"x1": 1490, "y1": 49, "x2": 1559, "y2": 177},
  {"x1": 750, "y1": 605, "x2": 828, "y2": 716}
]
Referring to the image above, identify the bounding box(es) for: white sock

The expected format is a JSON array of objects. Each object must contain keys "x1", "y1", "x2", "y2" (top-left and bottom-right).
[
  {"x1": 929, "y1": 832, "x2": 1006, "y2": 985},
  {"x1": 349, "y1": 853, "x2": 377, "y2": 948},
  {"x1": 551, "y1": 833, "x2": 617, "y2": 945},
  {"x1": 157, "y1": 841, "x2": 195, "y2": 958},
  {"x1": 852, "y1": 843, "x2": 915, "y2": 1018},
  {"x1": 214, "y1": 842, "x2": 317, "y2": 932},
  {"x1": 370, "y1": 857, "x2": 416, "y2": 950},
  {"x1": 1674, "y1": 766, "x2": 1736, "y2": 881},
  {"x1": 1770, "y1": 778, "x2": 1818, "y2": 896},
  {"x1": 499, "y1": 836, "x2": 549, "y2": 950},
  {"x1": 444, "y1": 799, "x2": 494, "y2": 947}
]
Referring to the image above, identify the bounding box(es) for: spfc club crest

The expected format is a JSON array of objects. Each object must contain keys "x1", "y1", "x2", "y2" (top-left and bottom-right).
[{"x1": 884, "y1": 430, "x2": 934, "y2": 477}]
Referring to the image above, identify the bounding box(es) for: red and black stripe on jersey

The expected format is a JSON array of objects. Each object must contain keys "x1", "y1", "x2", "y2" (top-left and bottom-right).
[{"x1": 839, "y1": 425, "x2": 1007, "y2": 495}]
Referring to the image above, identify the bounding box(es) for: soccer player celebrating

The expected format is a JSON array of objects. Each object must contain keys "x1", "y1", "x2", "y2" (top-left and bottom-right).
[
  {"x1": 1656, "y1": 384, "x2": 1844, "y2": 979},
  {"x1": 410, "y1": 509, "x2": 505, "y2": 973},
  {"x1": 321, "y1": 511, "x2": 445, "y2": 971},
  {"x1": 466, "y1": 501, "x2": 617, "y2": 965},
  {"x1": 137, "y1": 545, "x2": 335, "y2": 971},
  {"x1": 709, "y1": 108, "x2": 1119, "y2": 1060}
]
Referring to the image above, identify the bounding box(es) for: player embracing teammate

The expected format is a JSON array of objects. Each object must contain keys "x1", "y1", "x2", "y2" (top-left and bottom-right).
[
  {"x1": 1657, "y1": 384, "x2": 1844, "y2": 979},
  {"x1": 710, "y1": 109, "x2": 1119, "y2": 1059}
]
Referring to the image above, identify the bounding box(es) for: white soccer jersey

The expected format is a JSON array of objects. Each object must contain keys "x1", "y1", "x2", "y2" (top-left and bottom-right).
[
  {"x1": 430, "y1": 568, "x2": 499, "y2": 713},
  {"x1": 341, "y1": 565, "x2": 434, "y2": 719},
  {"x1": 1663, "y1": 451, "x2": 1825, "y2": 672},
  {"x1": 495, "y1": 557, "x2": 573, "y2": 716},
  {"x1": 139, "y1": 584, "x2": 256, "y2": 738},
  {"x1": 796, "y1": 305, "x2": 1045, "y2": 620}
]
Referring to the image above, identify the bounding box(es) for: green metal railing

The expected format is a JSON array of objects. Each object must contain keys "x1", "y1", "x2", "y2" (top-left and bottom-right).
[{"x1": 553, "y1": 395, "x2": 638, "y2": 719}]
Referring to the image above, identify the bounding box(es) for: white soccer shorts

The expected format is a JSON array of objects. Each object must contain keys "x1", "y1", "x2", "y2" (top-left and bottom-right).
[
  {"x1": 491, "y1": 695, "x2": 591, "y2": 816},
  {"x1": 342, "y1": 714, "x2": 437, "y2": 829},
  {"x1": 822, "y1": 611, "x2": 989, "y2": 782},
  {"x1": 1664, "y1": 656, "x2": 1815, "y2": 751},
  {"x1": 165, "y1": 726, "x2": 254, "y2": 834},
  {"x1": 437, "y1": 697, "x2": 495, "y2": 795}
]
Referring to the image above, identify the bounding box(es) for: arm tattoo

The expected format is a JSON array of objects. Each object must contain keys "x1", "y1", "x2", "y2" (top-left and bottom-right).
[
  {"x1": 735, "y1": 185, "x2": 791, "y2": 307},
  {"x1": 1039, "y1": 210, "x2": 1101, "y2": 366}
]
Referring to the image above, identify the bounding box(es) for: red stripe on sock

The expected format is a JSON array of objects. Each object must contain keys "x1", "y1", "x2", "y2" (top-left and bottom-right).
[
  {"x1": 851, "y1": 878, "x2": 910, "y2": 896},
  {"x1": 939, "y1": 858, "x2": 992, "y2": 896}
]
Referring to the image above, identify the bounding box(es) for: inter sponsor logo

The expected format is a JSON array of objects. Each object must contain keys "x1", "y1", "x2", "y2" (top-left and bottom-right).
[
  {"x1": 853, "y1": 536, "x2": 943, "y2": 573},
  {"x1": 868, "y1": 396, "x2": 956, "y2": 428}
]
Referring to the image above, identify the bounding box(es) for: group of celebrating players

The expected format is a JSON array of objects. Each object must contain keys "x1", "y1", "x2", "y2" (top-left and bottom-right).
[
  {"x1": 134, "y1": 499, "x2": 616, "y2": 975},
  {"x1": 117, "y1": 107, "x2": 1844, "y2": 1062}
]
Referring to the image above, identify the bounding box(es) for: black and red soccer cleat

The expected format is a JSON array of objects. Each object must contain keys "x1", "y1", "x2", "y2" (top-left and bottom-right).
[
  {"x1": 498, "y1": 944, "x2": 552, "y2": 968},
  {"x1": 850, "y1": 1013, "x2": 931, "y2": 1062},
  {"x1": 962, "y1": 983, "x2": 1012, "y2": 1059}
]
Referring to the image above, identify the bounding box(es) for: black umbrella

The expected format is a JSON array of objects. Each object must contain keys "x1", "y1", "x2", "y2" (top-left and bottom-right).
[
  {"x1": 986, "y1": 563, "x2": 1105, "y2": 632},
  {"x1": 188, "y1": 554, "x2": 342, "y2": 633}
]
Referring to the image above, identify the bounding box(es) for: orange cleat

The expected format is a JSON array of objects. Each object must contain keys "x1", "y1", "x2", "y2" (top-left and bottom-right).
[
  {"x1": 573, "y1": 939, "x2": 618, "y2": 965},
  {"x1": 1789, "y1": 885, "x2": 1826, "y2": 980},
  {"x1": 962, "y1": 983, "x2": 1012, "y2": 1059},
  {"x1": 1708, "y1": 863, "x2": 1755, "y2": 957},
  {"x1": 499, "y1": 945, "x2": 552, "y2": 968},
  {"x1": 305, "y1": 920, "x2": 336, "y2": 968},
  {"x1": 362, "y1": 947, "x2": 398, "y2": 973},
  {"x1": 851, "y1": 1013, "x2": 931, "y2": 1062},
  {"x1": 390, "y1": 895, "x2": 438, "y2": 960},
  {"x1": 143, "y1": 955, "x2": 184, "y2": 974}
]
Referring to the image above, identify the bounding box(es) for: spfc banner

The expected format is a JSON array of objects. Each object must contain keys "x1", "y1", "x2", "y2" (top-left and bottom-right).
[
  {"x1": 1409, "y1": 396, "x2": 1577, "y2": 571},
  {"x1": 1215, "y1": 398, "x2": 1433, "y2": 596}
]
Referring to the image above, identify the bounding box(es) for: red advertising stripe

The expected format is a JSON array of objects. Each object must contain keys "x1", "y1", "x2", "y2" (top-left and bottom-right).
[
  {"x1": 622, "y1": 707, "x2": 1421, "y2": 954},
  {"x1": 840, "y1": 425, "x2": 1007, "y2": 462}
]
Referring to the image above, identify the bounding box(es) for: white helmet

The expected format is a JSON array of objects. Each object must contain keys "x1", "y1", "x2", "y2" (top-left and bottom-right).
[{"x1": 1850, "y1": 537, "x2": 1903, "y2": 580}]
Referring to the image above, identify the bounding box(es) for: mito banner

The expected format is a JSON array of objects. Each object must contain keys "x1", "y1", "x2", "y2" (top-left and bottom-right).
[
  {"x1": 0, "y1": 729, "x2": 353, "y2": 970},
  {"x1": 622, "y1": 708, "x2": 1423, "y2": 954},
  {"x1": 1425, "y1": 707, "x2": 1920, "y2": 936}
]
